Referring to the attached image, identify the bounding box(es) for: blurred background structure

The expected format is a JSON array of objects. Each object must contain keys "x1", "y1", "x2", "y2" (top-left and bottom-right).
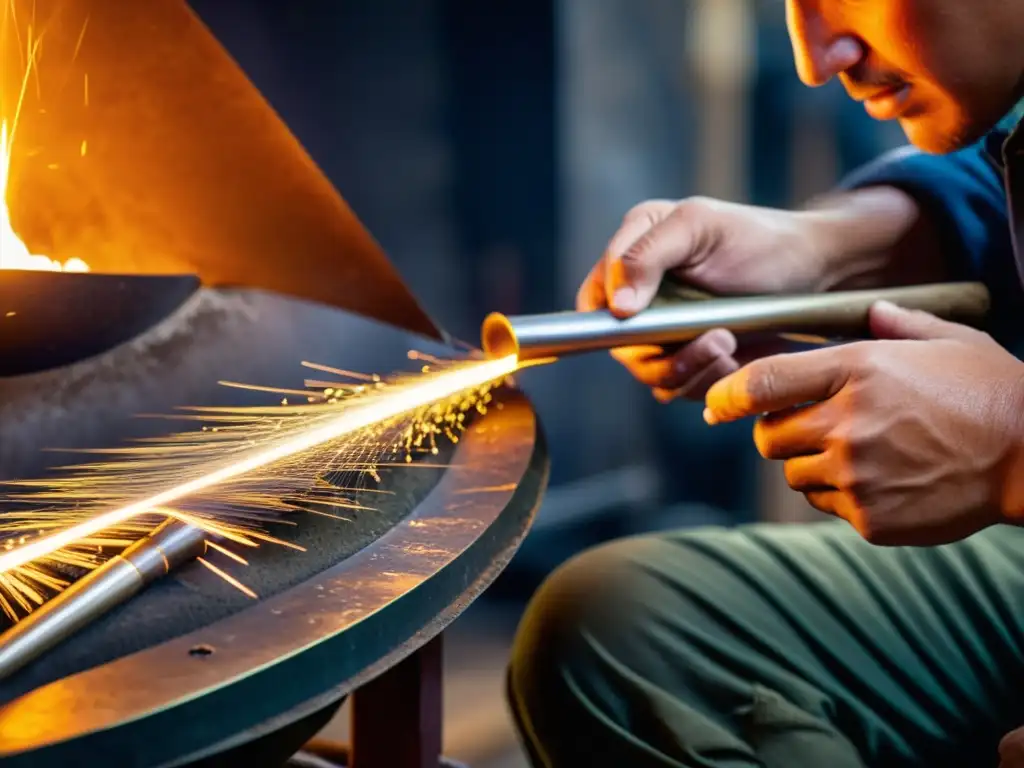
[{"x1": 189, "y1": 1, "x2": 908, "y2": 764}]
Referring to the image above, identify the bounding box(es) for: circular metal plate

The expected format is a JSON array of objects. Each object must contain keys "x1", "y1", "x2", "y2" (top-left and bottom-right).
[{"x1": 0, "y1": 389, "x2": 547, "y2": 768}]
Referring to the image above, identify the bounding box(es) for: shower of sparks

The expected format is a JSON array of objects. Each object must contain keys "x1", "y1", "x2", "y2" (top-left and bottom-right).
[
  {"x1": 0, "y1": 4, "x2": 89, "y2": 272},
  {"x1": 0, "y1": 6, "x2": 540, "y2": 623},
  {"x1": 0, "y1": 354, "x2": 524, "y2": 621}
]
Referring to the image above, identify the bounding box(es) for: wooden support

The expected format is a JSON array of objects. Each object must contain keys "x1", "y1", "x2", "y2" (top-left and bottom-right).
[{"x1": 348, "y1": 635, "x2": 444, "y2": 768}]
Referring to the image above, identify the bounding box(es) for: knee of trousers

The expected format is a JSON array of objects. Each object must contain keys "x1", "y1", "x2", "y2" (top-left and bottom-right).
[{"x1": 506, "y1": 533, "x2": 707, "y2": 741}]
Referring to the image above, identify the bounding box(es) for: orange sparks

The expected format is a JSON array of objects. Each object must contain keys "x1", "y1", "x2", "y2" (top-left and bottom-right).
[
  {"x1": 0, "y1": 356, "x2": 520, "y2": 577},
  {"x1": 197, "y1": 557, "x2": 257, "y2": 600}
]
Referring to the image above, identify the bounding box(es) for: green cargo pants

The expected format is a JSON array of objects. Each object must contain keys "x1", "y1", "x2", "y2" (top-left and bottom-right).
[{"x1": 507, "y1": 522, "x2": 1024, "y2": 767}]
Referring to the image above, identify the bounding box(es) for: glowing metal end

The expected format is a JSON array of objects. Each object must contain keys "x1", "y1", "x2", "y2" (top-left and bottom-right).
[{"x1": 481, "y1": 312, "x2": 520, "y2": 361}]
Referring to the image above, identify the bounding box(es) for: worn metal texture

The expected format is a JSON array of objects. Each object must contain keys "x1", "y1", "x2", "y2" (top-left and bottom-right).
[
  {"x1": 0, "y1": 389, "x2": 547, "y2": 768},
  {"x1": 1, "y1": 0, "x2": 444, "y2": 350},
  {"x1": 0, "y1": 271, "x2": 200, "y2": 376}
]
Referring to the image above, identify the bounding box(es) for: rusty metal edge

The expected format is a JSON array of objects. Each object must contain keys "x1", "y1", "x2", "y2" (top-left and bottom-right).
[{"x1": 0, "y1": 387, "x2": 547, "y2": 767}]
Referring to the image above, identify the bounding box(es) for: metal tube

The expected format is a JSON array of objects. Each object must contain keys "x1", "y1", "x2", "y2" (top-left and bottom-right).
[
  {"x1": 482, "y1": 282, "x2": 990, "y2": 361},
  {"x1": 0, "y1": 518, "x2": 207, "y2": 681}
]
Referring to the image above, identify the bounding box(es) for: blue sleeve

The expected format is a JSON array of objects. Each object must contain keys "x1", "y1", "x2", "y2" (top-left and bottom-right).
[{"x1": 837, "y1": 142, "x2": 1022, "y2": 347}]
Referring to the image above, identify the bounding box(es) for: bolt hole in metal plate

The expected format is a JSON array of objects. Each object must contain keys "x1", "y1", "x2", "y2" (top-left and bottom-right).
[{"x1": 0, "y1": 271, "x2": 200, "y2": 377}]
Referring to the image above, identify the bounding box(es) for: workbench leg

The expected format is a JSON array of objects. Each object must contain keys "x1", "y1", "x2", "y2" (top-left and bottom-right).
[{"x1": 349, "y1": 634, "x2": 444, "y2": 768}]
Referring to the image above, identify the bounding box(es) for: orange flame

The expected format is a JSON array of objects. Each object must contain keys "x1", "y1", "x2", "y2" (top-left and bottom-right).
[{"x1": 0, "y1": 120, "x2": 88, "y2": 272}]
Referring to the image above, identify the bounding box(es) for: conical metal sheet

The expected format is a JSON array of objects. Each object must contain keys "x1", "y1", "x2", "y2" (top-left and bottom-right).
[{"x1": 1, "y1": 0, "x2": 444, "y2": 341}]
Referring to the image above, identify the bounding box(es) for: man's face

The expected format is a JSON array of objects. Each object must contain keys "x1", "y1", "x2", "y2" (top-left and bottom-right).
[{"x1": 786, "y1": 0, "x2": 1024, "y2": 153}]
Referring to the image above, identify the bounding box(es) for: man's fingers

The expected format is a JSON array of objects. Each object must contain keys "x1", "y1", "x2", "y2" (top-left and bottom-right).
[
  {"x1": 704, "y1": 347, "x2": 849, "y2": 424},
  {"x1": 670, "y1": 329, "x2": 737, "y2": 376},
  {"x1": 610, "y1": 344, "x2": 665, "y2": 366},
  {"x1": 579, "y1": 197, "x2": 676, "y2": 312},
  {"x1": 675, "y1": 355, "x2": 741, "y2": 399},
  {"x1": 613, "y1": 352, "x2": 738, "y2": 393},
  {"x1": 576, "y1": 254, "x2": 612, "y2": 312},
  {"x1": 804, "y1": 491, "x2": 869, "y2": 539},
  {"x1": 612, "y1": 330, "x2": 739, "y2": 394},
  {"x1": 603, "y1": 201, "x2": 677, "y2": 316},
  {"x1": 783, "y1": 453, "x2": 835, "y2": 492},
  {"x1": 804, "y1": 490, "x2": 841, "y2": 517},
  {"x1": 656, "y1": 329, "x2": 739, "y2": 395},
  {"x1": 652, "y1": 387, "x2": 682, "y2": 404},
  {"x1": 605, "y1": 200, "x2": 677, "y2": 260},
  {"x1": 611, "y1": 345, "x2": 684, "y2": 388},
  {"x1": 653, "y1": 356, "x2": 741, "y2": 402},
  {"x1": 869, "y1": 300, "x2": 979, "y2": 342},
  {"x1": 753, "y1": 402, "x2": 834, "y2": 460},
  {"x1": 734, "y1": 337, "x2": 797, "y2": 367},
  {"x1": 613, "y1": 355, "x2": 677, "y2": 389},
  {"x1": 606, "y1": 200, "x2": 715, "y2": 315}
]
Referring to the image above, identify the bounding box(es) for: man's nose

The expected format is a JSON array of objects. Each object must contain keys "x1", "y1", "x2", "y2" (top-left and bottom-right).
[{"x1": 786, "y1": 0, "x2": 863, "y2": 86}]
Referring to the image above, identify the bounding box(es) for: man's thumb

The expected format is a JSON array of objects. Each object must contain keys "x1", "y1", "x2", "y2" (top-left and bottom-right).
[
  {"x1": 609, "y1": 207, "x2": 703, "y2": 315},
  {"x1": 869, "y1": 300, "x2": 969, "y2": 341},
  {"x1": 608, "y1": 248, "x2": 669, "y2": 315}
]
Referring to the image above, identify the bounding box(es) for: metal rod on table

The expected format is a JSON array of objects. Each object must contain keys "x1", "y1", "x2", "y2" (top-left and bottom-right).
[
  {"x1": 0, "y1": 518, "x2": 207, "y2": 681},
  {"x1": 481, "y1": 282, "x2": 991, "y2": 361}
]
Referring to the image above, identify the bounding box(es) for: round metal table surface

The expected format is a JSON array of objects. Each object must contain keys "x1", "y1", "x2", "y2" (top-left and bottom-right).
[
  {"x1": 0, "y1": 279, "x2": 548, "y2": 767},
  {"x1": 0, "y1": 386, "x2": 546, "y2": 768}
]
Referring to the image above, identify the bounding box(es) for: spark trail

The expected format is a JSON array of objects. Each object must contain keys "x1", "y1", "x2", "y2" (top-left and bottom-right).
[
  {"x1": 0, "y1": 354, "x2": 522, "y2": 620},
  {"x1": 0, "y1": 5, "x2": 532, "y2": 621}
]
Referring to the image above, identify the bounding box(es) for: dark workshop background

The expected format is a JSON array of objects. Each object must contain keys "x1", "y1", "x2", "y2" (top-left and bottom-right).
[{"x1": 190, "y1": 1, "x2": 906, "y2": 765}]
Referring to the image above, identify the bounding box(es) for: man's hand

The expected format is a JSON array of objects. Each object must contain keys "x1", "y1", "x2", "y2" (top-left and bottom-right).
[
  {"x1": 577, "y1": 197, "x2": 826, "y2": 401},
  {"x1": 577, "y1": 187, "x2": 932, "y2": 402},
  {"x1": 704, "y1": 301, "x2": 1024, "y2": 546}
]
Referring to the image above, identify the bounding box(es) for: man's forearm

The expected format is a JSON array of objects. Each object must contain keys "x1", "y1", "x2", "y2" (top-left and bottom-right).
[
  {"x1": 797, "y1": 186, "x2": 951, "y2": 291},
  {"x1": 813, "y1": 142, "x2": 1021, "y2": 348}
]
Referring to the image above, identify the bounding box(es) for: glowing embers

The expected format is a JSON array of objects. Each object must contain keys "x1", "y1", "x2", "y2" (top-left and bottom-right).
[{"x1": 0, "y1": 354, "x2": 520, "y2": 621}]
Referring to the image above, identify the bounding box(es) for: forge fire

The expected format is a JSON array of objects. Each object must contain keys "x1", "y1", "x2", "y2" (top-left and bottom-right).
[
  {"x1": 0, "y1": 123, "x2": 87, "y2": 273},
  {"x1": 0, "y1": 19, "x2": 87, "y2": 274}
]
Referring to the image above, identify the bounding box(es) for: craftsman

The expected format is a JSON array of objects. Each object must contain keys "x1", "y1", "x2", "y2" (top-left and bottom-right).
[{"x1": 508, "y1": 2, "x2": 1024, "y2": 766}]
